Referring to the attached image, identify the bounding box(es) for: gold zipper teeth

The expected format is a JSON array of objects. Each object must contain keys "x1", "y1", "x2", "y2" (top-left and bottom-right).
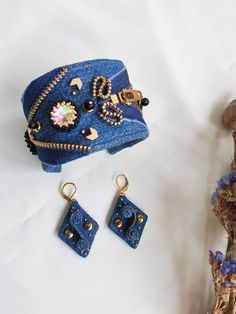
[
  {"x1": 27, "y1": 67, "x2": 68, "y2": 122},
  {"x1": 28, "y1": 130, "x2": 91, "y2": 152}
]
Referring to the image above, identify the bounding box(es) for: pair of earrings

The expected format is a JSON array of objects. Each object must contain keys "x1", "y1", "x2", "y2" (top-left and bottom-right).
[{"x1": 58, "y1": 174, "x2": 148, "y2": 258}]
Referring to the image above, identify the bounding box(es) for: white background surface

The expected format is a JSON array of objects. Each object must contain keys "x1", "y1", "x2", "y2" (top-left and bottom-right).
[{"x1": 1, "y1": 0, "x2": 236, "y2": 313}]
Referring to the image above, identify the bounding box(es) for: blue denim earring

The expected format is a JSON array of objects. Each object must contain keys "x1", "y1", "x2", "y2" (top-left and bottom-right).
[
  {"x1": 108, "y1": 174, "x2": 148, "y2": 249},
  {"x1": 58, "y1": 182, "x2": 99, "y2": 258}
]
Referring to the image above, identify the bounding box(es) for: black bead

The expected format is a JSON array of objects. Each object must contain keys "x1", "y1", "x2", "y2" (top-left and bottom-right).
[
  {"x1": 141, "y1": 98, "x2": 149, "y2": 107},
  {"x1": 83, "y1": 99, "x2": 95, "y2": 112},
  {"x1": 24, "y1": 130, "x2": 37, "y2": 155},
  {"x1": 28, "y1": 120, "x2": 37, "y2": 129}
]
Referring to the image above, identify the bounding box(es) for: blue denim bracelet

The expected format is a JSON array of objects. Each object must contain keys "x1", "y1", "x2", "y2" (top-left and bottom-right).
[{"x1": 22, "y1": 59, "x2": 149, "y2": 172}]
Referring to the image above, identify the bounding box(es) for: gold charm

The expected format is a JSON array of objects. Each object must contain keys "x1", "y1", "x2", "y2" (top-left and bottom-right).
[
  {"x1": 81, "y1": 128, "x2": 98, "y2": 140},
  {"x1": 64, "y1": 229, "x2": 74, "y2": 239},
  {"x1": 84, "y1": 221, "x2": 93, "y2": 231},
  {"x1": 114, "y1": 218, "x2": 123, "y2": 228},
  {"x1": 136, "y1": 215, "x2": 144, "y2": 224},
  {"x1": 69, "y1": 77, "x2": 83, "y2": 90}
]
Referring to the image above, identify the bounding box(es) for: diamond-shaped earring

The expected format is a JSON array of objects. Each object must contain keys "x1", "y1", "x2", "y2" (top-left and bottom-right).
[
  {"x1": 58, "y1": 182, "x2": 99, "y2": 258},
  {"x1": 108, "y1": 174, "x2": 148, "y2": 249}
]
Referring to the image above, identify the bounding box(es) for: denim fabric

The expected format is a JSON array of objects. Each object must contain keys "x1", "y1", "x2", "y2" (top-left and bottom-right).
[
  {"x1": 108, "y1": 195, "x2": 148, "y2": 249},
  {"x1": 22, "y1": 67, "x2": 61, "y2": 118},
  {"x1": 41, "y1": 162, "x2": 61, "y2": 172},
  {"x1": 22, "y1": 59, "x2": 149, "y2": 172},
  {"x1": 58, "y1": 199, "x2": 99, "y2": 258}
]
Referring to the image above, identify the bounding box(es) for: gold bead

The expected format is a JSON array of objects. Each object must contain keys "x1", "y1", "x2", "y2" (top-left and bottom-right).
[
  {"x1": 114, "y1": 218, "x2": 123, "y2": 228},
  {"x1": 137, "y1": 214, "x2": 144, "y2": 224},
  {"x1": 64, "y1": 229, "x2": 73, "y2": 239},
  {"x1": 84, "y1": 221, "x2": 93, "y2": 231}
]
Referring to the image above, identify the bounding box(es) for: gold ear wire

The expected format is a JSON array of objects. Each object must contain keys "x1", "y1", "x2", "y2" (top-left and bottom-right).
[
  {"x1": 115, "y1": 174, "x2": 129, "y2": 196},
  {"x1": 61, "y1": 182, "x2": 77, "y2": 202}
]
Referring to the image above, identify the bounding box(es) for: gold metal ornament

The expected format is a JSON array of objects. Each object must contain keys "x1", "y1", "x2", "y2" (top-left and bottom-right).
[
  {"x1": 69, "y1": 77, "x2": 83, "y2": 90},
  {"x1": 116, "y1": 174, "x2": 129, "y2": 196},
  {"x1": 112, "y1": 88, "x2": 143, "y2": 105},
  {"x1": 114, "y1": 218, "x2": 123, "y2": 228},
  {"x1": 84, "y1": 221, "x2": 93, "y2": 231},
  {"x1": 81, "y1": 128, "x2": 98, "y2": 140},
  {"x1": 64, "y1": 229, "x2": 74, "y2": 239},
  {"x1": 61, "y1": 182, "x2": 77, "y2": 202},
  {"x1": 99, "y1": 101, "x2": 123, "y2": 126},
  {"x1": 110, "y1": 87, "x2": 144, "y2": 113},
  {"x1": 137, "y1": 214, "x2": 144, "y2": 224},
  {"x1": 92, "y1": 76, "x2": 112, "y2": 99},
  {"x1": 110, "y1": 94, "x2": 119, "y2": 104}
]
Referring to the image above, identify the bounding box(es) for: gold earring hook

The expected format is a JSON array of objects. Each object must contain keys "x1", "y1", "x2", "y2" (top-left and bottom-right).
[
  {"x1": 61, "y1": 182, "x2": 77, "y2": 202},
  {"x1": 116, "y1": 174, "x2": 129, "y2": 196}
]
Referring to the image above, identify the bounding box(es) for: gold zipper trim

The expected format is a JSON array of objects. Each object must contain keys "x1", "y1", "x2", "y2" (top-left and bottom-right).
[
  {"x1": 27, "y1": 67, "x2": 68, "y2": 123},
  {"x1": 28, "y1": 130, "x2": 91, "y2": 152}
]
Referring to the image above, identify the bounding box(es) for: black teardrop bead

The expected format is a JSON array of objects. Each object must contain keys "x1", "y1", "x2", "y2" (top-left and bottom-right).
[
  {"x1": 24, "y1": 130, "x2": 37, "y2": 155},
  {"x1": 141, "y1": 98, "x2": 149, "y2": 107},
  {"x1": 83, "y1": 99, "x2": 95, "y2": 112},
  {"x1": 28, "y1": 120, "x2": 37, "y2": 129}
]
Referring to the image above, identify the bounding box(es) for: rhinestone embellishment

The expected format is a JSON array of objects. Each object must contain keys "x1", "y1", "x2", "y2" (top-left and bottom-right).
[{"x1": 50, "y1": 101, "x2": 77, "y2": 128}]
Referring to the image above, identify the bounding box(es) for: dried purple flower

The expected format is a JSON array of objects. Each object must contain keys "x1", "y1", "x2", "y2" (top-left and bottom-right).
[
  {"x1": 221, "y1": 261, "x2": 231, "y2": 275},
  {"x1": 224, "y1": 280, "x2": 233, "y2": 288},
  {"x1": 215, "y1": 251, "x2": 225, "y2": 263}
]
